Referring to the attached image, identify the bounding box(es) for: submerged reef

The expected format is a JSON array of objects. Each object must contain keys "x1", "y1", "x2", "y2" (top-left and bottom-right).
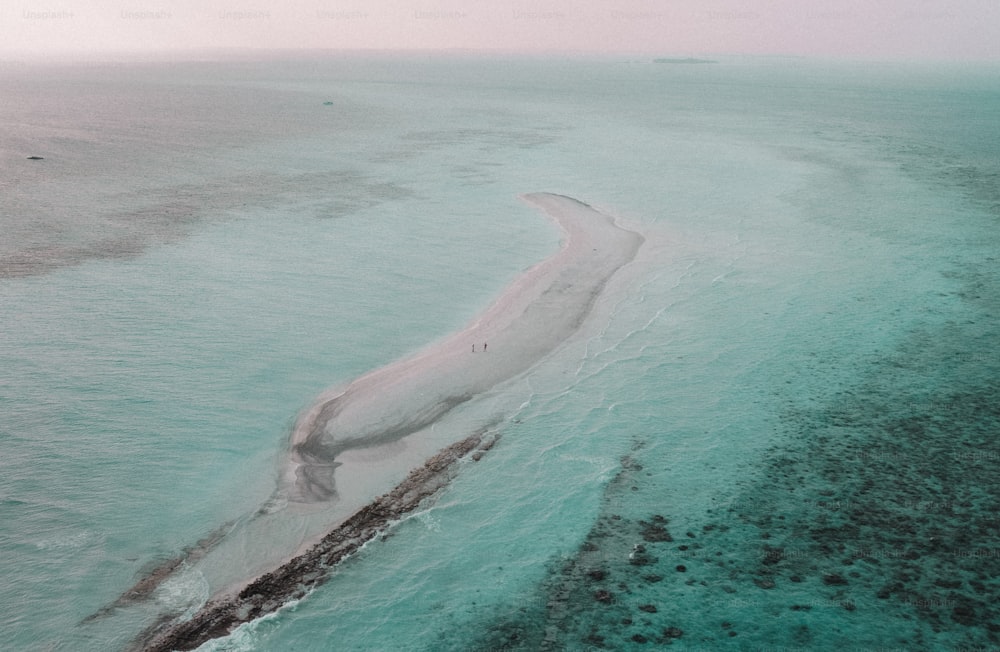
[{"x1": 469, "y1": 305, "x2": 1000, "y2": 648}]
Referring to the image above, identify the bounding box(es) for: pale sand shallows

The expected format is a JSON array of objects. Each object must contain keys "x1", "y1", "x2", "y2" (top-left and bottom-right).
[{"x1": 287, "y1": 193, "x2": 644, "y2": 501}]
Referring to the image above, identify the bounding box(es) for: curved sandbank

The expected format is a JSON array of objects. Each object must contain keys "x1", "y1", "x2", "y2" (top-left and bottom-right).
[
  {"x1": 287, "y1": 193, "x2": 643, "y2": 501},
  {"x1": 132, "y1": 194, "x2": 642, "y2": 650},
  {"x1": 90, "y1": 194, "x2": 642, "y2": 635}
]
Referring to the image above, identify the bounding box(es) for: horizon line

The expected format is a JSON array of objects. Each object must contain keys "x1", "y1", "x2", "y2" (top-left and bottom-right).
[{"x1": 2, "y1": 47, "x2": 999, "y2": 67}]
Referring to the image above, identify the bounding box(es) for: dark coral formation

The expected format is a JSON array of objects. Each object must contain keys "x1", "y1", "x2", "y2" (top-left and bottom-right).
[{"x1": 467, "y1": 282, "x2": 1000, "y2": 649}]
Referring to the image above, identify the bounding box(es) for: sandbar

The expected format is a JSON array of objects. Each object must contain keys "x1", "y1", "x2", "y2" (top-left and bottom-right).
[{"x1": 287, "y1": 193, "x2": 643, "y2": 501}]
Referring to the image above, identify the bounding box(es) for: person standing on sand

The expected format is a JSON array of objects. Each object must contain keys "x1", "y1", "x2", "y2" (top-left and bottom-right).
[{"x1": 484, "y1": 342, "x2": 487, "y2": 352}]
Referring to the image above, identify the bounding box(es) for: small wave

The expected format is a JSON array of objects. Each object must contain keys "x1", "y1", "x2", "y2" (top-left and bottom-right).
[
  {"x1": 155, "y1": 564, "x2": 210, "y2": 621},
  {"x1": 35, "y1": 530, "x2": 95, "y2": 551},
  {"x1": 557, "y1": 453, "x2": 616, "y2": 469},
  {"x1": 193, "y1": 626, "x2": 259, "y2": 652},
  {"x1": 412, "y1": 508, "x2": 443, "y2": 533},
  {"x1": 194, "y1": 600, "x2": 300, "y2": 652},
  {"x1": 193, "y1": 624, "x2": 262, "y2": 652}
]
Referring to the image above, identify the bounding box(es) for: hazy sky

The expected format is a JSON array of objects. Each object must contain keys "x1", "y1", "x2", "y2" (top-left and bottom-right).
[{"x1": 3, "y1": 0, "x2": 999, "y2": 60}]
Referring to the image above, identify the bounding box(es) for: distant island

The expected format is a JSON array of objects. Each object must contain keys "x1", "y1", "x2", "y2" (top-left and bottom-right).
[{"x1": 653, "y1": 58, "x2": 718, "y2": 64}]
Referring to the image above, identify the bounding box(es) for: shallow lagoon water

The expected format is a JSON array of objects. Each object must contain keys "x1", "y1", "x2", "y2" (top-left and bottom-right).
[{"x1": 1, "y1": 56, "x2": 997, "y2": 650}]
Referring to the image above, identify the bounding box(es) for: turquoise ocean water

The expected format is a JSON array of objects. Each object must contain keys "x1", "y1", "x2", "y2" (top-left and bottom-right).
[{"x1": 1, "y1": 55, "x2": 998, "y2": 650}]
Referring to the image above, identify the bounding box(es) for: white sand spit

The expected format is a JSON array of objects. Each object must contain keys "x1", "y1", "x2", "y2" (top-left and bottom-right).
[{"x1": 287, "y1": 193, "x2": 643, "y2": 501}]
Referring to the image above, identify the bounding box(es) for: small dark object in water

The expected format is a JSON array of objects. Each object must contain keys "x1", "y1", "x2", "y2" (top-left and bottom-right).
[
  {"x1": 630, "y1": 544, "x2": 656, "y2": 566},
  {"x1": 640, "y1": 521, "x2": 672, "y2": 542},
  {"x1": 951, "y1": 603, "x2": 978, "y2": 625},
  {"x1": 27, "y1": 156, "x2": 44, "y2": 160},
  {"x1": 594, "y1": 589, "x2": 614, "y2": 604}
]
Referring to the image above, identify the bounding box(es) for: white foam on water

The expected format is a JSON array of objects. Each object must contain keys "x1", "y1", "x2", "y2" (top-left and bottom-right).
[
  {"x1": 192, "y1": 600, "x2": 302, "y2": 652},
  {"x1": 34, "y1": 530, "x2": 95, "y2": 551},
  {"x1": 154, "y1": 564, "x2": 210, "y2": 621}
]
